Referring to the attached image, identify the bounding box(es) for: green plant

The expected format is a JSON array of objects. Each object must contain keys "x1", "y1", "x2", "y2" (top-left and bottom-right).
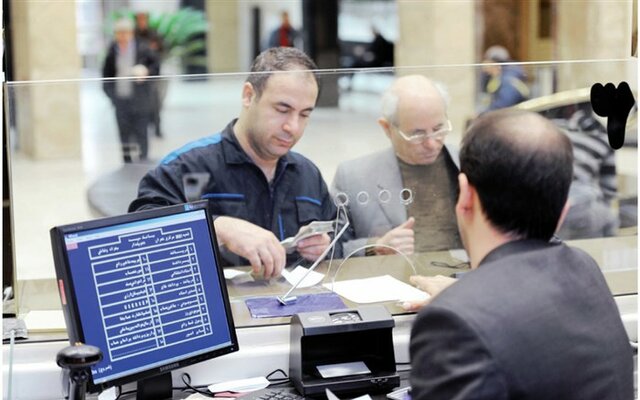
[
  {"x1": 107, "y1": 8, "x2": 209, "y2": 68},
  {"x1": 150, "y1": 8, "x2": 208, "y2": 67}
]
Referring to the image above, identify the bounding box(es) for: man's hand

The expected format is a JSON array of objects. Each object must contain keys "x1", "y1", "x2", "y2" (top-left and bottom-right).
[
  {"x1": 296, "y1": 233, "x2": 331, "y2": 261},
  {"x1": 375, "y1": 217, "x2": 415, "y2": 255},
  {"x1": 214, "y1": 216, "x2": 285, "y2": 279},
  {"x1": 401, "y1": 275, "x2": 457, "y2": 311}
]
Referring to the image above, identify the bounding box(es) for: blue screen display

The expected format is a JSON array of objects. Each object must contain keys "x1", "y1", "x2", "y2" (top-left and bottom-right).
[{"x1": 62, "y1": 209, "x2": 233, "y2": 384}]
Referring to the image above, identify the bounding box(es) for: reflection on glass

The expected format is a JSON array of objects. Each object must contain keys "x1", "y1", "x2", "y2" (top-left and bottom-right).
[{"x1": 5, "y1": 60, "x2": 637, "y2": 329}]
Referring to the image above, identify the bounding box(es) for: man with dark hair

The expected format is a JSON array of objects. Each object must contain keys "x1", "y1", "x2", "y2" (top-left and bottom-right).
[
  {"x1": 130, "y1": 47, "x2": 335, "y2": 278},
  {"x1": 267, "y1": 11, "x2": 300, "y2": 49},
  {"x1": 409, "y1": 109, "x2": 633, "y2": 399},
  {"x1": 480, "y1": 45, "x2": 529, "y2": 112}
]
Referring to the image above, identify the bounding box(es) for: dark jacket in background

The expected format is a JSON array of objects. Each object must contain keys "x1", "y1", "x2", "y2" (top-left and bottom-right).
[{"x1": 102, "y1": 40, "x2": 160, "y2": 114}]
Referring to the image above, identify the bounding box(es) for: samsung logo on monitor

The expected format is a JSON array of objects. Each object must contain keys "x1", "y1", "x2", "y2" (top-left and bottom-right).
[{"x1": 160, "y1": 362, "x2": 180, "y2": 372}]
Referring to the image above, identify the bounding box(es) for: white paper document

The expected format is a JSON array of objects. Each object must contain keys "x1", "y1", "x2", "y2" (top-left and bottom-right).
[
  {"x1": 282, "y1": 266, "x2": 325, "y2": 288},
  {"x1": 326, "y1": 388, "x2": 373, "y2": 400},
  {"x1": 223, "y1": 268, "x2": 250, "y2": 280},
  {"x1": 449, "y1": 248, "x2": 470, "y2": 262},
  {"x1": 23, "y1": 310, "x2": 66, "y2": 332},
  {"x1": 207, "y1": 376, "x2": 270, "y2": 393},
  {"x1": 324, "y1": 275, "x2": 429, "y2": 304}
]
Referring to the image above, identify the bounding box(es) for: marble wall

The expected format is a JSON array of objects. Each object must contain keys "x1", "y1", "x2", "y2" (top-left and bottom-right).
[{"x1": 9, "y1": 0, "x2": 82, "y2": 159}]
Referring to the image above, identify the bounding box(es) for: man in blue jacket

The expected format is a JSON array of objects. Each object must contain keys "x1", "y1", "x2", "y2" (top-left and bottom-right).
[
  {"x1": 130, "y1": 47, "x2": 336, "y2": 278},
  {"x1": 480, "y1": 45, "x2": 529, "y2": 112}
]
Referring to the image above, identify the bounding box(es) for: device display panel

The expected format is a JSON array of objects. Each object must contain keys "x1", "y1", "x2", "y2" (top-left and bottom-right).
[{"x1": 52, "y1": 203, "x2": 237, "y2": 391}]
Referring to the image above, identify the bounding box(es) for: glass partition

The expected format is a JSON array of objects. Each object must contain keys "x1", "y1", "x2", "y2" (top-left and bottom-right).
[{"x1": 5, "y1": 59, "x2": 637, "y2": 331}]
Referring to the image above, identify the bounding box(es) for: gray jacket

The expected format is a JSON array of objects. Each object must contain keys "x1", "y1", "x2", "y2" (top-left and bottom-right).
[{"x1": 331, "y1": 145, "x2": 459, "y2": 256}]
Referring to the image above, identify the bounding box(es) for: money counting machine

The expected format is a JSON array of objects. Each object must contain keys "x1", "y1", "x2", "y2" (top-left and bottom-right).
[{"x1": 289, "y1": 305, "x2": 400, "y2": 398}]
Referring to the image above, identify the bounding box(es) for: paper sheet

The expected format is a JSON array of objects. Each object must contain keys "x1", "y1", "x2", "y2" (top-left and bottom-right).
[
  {"x1": 326, "y1": 388, "x2": 373, "y2": 400},
  {"x1": 281, "y1": 266, "x2": 325, "y2": 288},
  {"x1": 449, "y1": 248, "x2": 470, "y2": 262},
  {"x1": 207, "y1": 376, "x2": 270, "y2": 393},
  {"x1": 324, "y1": 275, "x2": 429, "y2": 304},
  {"x1": 23, "y1": 310, "x2": 66, "y2": 332},
  {"x1": 223, "y1": 268, "x2": 250, "y2": 280}
]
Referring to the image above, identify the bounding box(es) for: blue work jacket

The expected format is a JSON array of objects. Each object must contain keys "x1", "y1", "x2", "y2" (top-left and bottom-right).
[{"x1": 129, "y1": 120, "x2": 339, "y2": 266}]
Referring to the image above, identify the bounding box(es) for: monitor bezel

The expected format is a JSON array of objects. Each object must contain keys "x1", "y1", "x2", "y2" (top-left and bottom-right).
[{"x1": 50, "y1": 201, "x2": 239, "y2": 393}]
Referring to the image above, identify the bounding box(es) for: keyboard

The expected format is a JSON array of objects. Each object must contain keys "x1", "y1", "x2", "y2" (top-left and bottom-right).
[{"x1": 238, "y1": 388, "x2": 305, "y2": 400}]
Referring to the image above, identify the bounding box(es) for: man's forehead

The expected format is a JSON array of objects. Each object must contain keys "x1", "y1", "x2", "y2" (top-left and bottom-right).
[
  {"x1": 398, "y1": 101, "x2": 446, "y2": 124},
  {"x1": 264, "y1": 70, "x2": 317, "y2": 87},
  {"x1": 261, "y1": 71, "x2": 319, "y2": 104}
]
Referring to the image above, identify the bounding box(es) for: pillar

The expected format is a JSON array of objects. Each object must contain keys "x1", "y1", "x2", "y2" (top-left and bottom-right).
[
  {"x1": 206, "y1": 0, "x2": 240, "y2": 72},
  {"x1": 555, "y1": 1, "x2": 635, "y2": 91},
  {"x1": 9, "y1": 0, "x2": 82, "y2": 159},
  {"x1": 395, "y1": 1, "x2": 476, "y2": 142}
]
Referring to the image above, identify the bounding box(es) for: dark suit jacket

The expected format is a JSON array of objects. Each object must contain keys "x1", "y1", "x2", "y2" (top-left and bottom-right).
[
  {"x1": 102, "y1": 39, "x2": 160, "y2": 114},
  {"x1": 410, "y1": 239, "x2": 633, "y2": 400}
]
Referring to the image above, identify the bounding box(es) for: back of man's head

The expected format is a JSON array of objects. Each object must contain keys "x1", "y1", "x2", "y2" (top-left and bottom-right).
[
  {"x1": 247, "y1": 47, "x2": 318, "y2": 98},
  {"x1": 460, "y1": 109, "x2": 573, "y2": 241}
]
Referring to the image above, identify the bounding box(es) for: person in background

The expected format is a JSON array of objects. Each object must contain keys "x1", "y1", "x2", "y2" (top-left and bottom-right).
[
  {"x1": 267, "y1": 11, "x2": 300, "y2": 48},
  {"x1": 480, "y1": 45, "x2": 529, "y2": 112},
  {"x1": 409, "y1": 109, "x2": 633, "y2": 399},
  {"x1": 550, "y1": 102, "x2": 619, "y2": 239},
  {"x1": 129, "y1": 47, "x2": 338, "y2": 279},
  {"x1": 332, "y1": 75, "x2": 461, "y2": 257},
  {"x1": 134, "y1": 11, "x2": 165, "y2": 138},
  {"x1": 103, "y1": 17, "x2": 160, "y2": 163}
]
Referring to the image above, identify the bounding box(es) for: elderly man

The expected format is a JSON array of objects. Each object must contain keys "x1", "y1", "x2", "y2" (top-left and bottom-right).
[
  {"x1": 129, "y1": 47, "x2": 336, "y2": 278},
  {"x1": 103, "y1": 17, "x2": 160, "y2": 163},
  {"x1": 331, "y1": 75, "x2": 461, "y2": 256},
  {"x1": 409, "y1": 109, "x2": 633, "y2": 399}
]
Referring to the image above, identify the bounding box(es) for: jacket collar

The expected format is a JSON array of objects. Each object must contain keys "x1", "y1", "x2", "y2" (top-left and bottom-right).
[{"x1": 478, "y1": 238, "x2": 560, "y2": 268}]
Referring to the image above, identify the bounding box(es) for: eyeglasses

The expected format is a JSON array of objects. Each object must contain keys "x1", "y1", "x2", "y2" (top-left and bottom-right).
[{"x1": 394, "y1": 120, "x2": 452, "y2": 143}]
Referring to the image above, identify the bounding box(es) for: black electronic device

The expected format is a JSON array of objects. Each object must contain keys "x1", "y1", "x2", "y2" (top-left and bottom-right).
[
  {"x1": 50, "y1": 201, "x2": 239, "y2": 399},
  {"x1": 57, "y1": 343, "x2": 103, "y2": 400},
  {"x1": 289, "y1": 305, "x2": 399, "y2": 398}
]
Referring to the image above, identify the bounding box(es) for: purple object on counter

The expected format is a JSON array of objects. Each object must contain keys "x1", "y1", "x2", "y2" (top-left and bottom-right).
[{"x1": 245, "y1": 292, "x2": 347, "y2": 318}]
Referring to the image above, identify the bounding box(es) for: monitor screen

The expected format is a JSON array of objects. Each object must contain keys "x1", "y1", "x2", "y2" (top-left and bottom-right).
[{"x1": 50, "y1": 202, "x2": 238, "y2": 394}]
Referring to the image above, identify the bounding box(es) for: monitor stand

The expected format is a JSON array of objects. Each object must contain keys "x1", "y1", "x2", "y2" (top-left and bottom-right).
[{"x1": 137, "y1": 372, "x2": 173, "y2": 400}]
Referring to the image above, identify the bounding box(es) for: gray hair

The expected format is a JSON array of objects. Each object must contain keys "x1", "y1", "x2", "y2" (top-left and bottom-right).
[
  {"x1": 380, "y1": 79, "x2": 450, "y2": 125},
  {"x1": 114, "y1": 17, "x2": 134, "y2": 33},
  {"x1": 484, "y1": 45, "x2": 510, "y2": 62}
]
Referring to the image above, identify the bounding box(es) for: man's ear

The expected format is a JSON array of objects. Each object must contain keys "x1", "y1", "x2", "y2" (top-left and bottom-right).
[
  {"x1": 242, "y1": 82, "x2": 255, "y2": 107},
  {"x1": 555, "y1": 200, "x2": 571, "y2": 234},
  {"x1": 378, "y1": 117, "x2": 393, "y2": 139},
  {"x1": 456, "y1": 173, "x2": 474, "y2": 215}
]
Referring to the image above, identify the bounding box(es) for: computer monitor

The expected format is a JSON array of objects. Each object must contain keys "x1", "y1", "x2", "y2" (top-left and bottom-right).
[{"x1": 50, "y1": 201, "x2": 238, "y2": 399}]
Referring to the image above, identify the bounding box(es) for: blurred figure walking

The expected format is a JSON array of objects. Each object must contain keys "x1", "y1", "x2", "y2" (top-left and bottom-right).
[
  {"x1": 135, "y1": 12, "x2": 165, "y2": 139},
  {"x1": 480, "y1": 45, "x2": 529, "y2": 112},
  {"x1": 103, "y1": 18, "x2": 160, "y2": 163},
  {"x1": 267, "y1": 11, "x2": 300, "y2": 48}
]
